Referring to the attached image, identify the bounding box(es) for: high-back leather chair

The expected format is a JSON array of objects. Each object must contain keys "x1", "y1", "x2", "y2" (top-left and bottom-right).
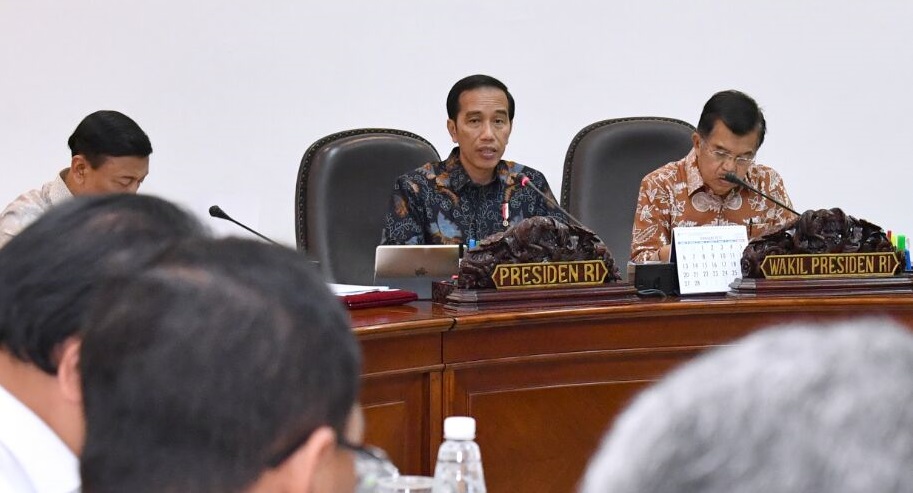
[
  {"x1": 296, "y1": 128, "x2": 440, "y2": 285},
  {"x1": 561, "y1": 117, "x2": 695, "y2": 263}
]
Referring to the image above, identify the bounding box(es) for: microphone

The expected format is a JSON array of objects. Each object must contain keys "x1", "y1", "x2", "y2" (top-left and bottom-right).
[
  {"x1": 722, "y1": 173, "x2": 800, "y2": 216},
  {"x1": 517, "y1": 174, "x2": 589, "y2": 230},
  {"x1": 208, "y1": 205, "x2": 281, "y2": 246}
]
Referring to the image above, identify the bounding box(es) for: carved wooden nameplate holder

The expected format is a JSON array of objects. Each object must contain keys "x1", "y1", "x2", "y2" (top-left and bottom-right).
[
  {"x1": 434, "y1": 217, "x2": 636, "y2": 312},
  {"x1": 729, "y1": 274, "x2": 913, "y2": 298},
  {"x1": 433, "y1": 278, "x2": 638, "y2": 313},
  {"x1": 731, "y1": 208, "x2": 912, "y2": 298}
]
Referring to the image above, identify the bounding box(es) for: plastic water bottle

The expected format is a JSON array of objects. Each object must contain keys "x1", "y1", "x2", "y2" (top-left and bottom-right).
[{"x1": 432, "y1": 416, "x2": 487, "y2": 493}]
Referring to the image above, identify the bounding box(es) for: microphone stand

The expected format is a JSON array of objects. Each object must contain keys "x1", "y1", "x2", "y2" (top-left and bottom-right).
[
  {"x1": 518, "y1": 174, "x2": 589, "y2": 230},
  {"x1": 722, "y1": 173, "x2": 800, "y2": 216},
  {"x1": 208, "y1": 205, "x2": 281, "y2": 246}
]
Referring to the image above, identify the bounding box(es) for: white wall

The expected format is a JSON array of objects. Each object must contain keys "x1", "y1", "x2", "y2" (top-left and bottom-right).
[{"x1": 2, "y1": 1, "x2": 911, "y2": 245}]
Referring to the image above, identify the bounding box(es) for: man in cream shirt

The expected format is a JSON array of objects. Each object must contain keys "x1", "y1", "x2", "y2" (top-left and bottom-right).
[{"x1": 0, "y1": 110, "x2": 151, "y2": 248}]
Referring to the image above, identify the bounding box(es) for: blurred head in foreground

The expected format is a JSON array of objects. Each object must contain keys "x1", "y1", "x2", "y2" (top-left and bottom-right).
[
  {"x1": 79, "y1": 238, "x2": 362, "y2": 493},
  {"x1": 580, "y1": 318, "x2": 913, "y2": 493},
  {"x1": 0, "y1": 194, "x2": 204, "y2": 457}
]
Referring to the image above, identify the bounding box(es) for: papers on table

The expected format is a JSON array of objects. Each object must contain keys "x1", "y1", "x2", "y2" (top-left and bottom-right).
[{"x1": 328, "y1": 283, "x2": 394, "y2": 296}]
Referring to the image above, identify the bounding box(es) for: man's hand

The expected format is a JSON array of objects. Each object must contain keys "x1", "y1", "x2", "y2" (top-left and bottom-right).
[{"x1": 659, "y1": 244, "x2": 672, "y2": 263}]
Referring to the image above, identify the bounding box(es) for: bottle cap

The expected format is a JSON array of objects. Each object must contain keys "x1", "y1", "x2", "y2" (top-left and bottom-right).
[{"x1": 443, "y1": 416, "x2": 476, "y2": 440}]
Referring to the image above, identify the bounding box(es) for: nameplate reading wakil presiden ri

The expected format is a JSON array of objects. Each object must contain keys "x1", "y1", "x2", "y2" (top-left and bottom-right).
[{"x1": 761, "y1": 252, "x2": 899, "y2": 279}]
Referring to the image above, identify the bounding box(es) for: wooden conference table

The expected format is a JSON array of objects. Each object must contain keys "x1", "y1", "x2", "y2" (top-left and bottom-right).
[{"x1": 350, "y1": 292, "x2": 913, "y2": 493}]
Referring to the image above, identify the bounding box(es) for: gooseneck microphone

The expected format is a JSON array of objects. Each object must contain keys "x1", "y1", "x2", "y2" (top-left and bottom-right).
[
  {"x1": 208, "y1": 205, "x2": 281, "y2": 246},
  {"x1": 517, "y1": 174, "x2": 589, "y2": 229},
  {"x1": 722, "y1": 173, "x2": 800, "y2": 216}
]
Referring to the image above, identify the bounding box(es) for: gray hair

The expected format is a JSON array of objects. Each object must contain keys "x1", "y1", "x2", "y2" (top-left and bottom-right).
[{"x1": 579, "y1": 318, "x2": 913, "y2": 493}]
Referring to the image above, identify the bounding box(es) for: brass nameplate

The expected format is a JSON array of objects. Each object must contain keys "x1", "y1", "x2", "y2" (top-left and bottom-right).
[
  {"x1": 491, "y1": 260, "x2": 608, "y2": 290},
  {"x1": 760, "y1": 252, "x2": 900, "y2": 279}
]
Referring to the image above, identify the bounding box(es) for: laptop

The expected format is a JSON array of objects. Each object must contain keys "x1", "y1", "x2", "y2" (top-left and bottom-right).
[{"x1": 374, "y1": 245, "x2": 461, "y2": 299}]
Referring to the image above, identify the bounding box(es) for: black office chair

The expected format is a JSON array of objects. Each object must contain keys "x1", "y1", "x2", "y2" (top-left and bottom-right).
[
  {"x1": 561, "y1": 117, "x2": 696, "y2": 263},
  {"x1": 296, "y1": 128, "x2": 440, "y2": 285}
]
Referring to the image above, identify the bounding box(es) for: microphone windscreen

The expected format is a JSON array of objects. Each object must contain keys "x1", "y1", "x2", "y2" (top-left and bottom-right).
[
  {"x1": 518, "y1": 174, "x2": 531, "y2": 187},
  {"x1": 722, "y1": 172, "x2": 741, "y2": 184},
  {"x1": 208, "y1": 205, "x2": 228, "y2": 219}
]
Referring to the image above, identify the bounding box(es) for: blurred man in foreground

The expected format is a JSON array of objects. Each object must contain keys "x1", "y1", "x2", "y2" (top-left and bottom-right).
[
  {"x1": 580, "y1": 318, "x2": 913, "y2": 493},
  {"x1": 0, "y1": 195, "x2": 203, "y2": 492},
  {"x1": 79, "y1": 238, "x2": 363, "y2": 493}
]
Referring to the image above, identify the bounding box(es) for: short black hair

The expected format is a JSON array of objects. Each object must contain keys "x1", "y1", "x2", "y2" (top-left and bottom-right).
[
  {"x1": 79, "y1": 238, "x2": 361, "y2": 493},
  {"x1": 0, "y1": 194, "x2": 204, "y2": 374},
  {"x1": 67, "y1": 110, "x2": 153, "y2": 169},
  {"x1": 697, "y1": 90, "x2": 767, "y2": 148},
  {"x1": 446, "y1": 74, "x2": 515, "y2": 122}
]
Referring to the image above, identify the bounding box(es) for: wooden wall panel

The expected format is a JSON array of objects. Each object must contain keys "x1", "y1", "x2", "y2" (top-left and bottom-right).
[
  {"x1": 357, "y1": 321, "x2": 446, "y2": 476},
  {"x1": 444, "y1": 347, "x2": 704, "y2": 493},
  {"x1": 361, "y1": 370, "x2": 442, "y2": 475}
]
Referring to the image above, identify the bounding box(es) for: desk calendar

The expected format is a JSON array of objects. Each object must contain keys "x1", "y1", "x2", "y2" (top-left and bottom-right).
[{"x1": 673, "y1": 225, "x2": 748, "y2": 295}]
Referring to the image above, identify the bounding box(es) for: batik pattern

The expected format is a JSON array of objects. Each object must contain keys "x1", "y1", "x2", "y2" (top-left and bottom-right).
[
  {"x1": 381, "y1": 147, "x2": 565, "y2": 245},
  {"x1": 631, "y1": 149, "x2": 795, "y2": 262}
]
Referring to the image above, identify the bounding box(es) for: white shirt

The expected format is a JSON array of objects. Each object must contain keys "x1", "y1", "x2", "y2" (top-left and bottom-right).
[
  {"x1": 0, "y1": 170, "x2": 73, "y2": 249},
  {"x1": 0, "y1": 384, "x2": 80, "y2": 493}
]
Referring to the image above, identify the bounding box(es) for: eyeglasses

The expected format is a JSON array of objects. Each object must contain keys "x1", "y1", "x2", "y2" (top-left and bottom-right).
[
  {"x1": 339, "y1": 439, "x2": 400, "y2": 493},
  {"x1": 267, "y1": 432, "x2": 396, "y2": 468},
  {"x1": 266, "y1": 431, "x2": 399, "y2": 491},
  {"x1": 702, "y1": 142, "x2": 755, "y2": 167}
]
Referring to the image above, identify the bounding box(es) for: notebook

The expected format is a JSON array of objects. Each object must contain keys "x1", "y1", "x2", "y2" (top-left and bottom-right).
[{"x1": 374, "y1": 245, "x2": 461, "y2": 299}]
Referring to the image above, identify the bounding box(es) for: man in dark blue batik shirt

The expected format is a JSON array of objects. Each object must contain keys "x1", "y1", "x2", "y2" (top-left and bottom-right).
[{"x1": 381, "y1": 74, "x2": 565, "y2": 245}]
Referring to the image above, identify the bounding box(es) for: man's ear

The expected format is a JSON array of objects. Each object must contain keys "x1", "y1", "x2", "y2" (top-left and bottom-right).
[
  {"x1": 70, "y1": 155, "x2": 89, "y2": 184},
  {"x1": 691, "y1": 131, "x2": 701, "y2": 151},
  {"x1": 251, "y1": 427, "x2": 336, "y2": 493},
  {"x1": 57, "y1": 337, "x2": 82, "y2": 405},
  {"x1": 447, "y1": 119, "x2": 458, "y2": 143}
]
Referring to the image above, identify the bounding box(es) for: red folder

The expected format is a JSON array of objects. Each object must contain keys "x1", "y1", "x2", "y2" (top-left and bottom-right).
[{"x1": 338, "y1": 289, "x2": 418, "y2": 309}]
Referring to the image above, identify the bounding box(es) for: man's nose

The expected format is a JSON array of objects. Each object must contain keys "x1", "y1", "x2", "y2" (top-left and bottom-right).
[
  {"x1": 480, "y1": 122, "x2": 495, "y2": 140},
  {"x1": 719, "y1": 156, "x2": 737, "y2": 172}
]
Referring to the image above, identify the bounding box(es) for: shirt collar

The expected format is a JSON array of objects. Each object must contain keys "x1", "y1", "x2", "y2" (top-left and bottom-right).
[
  {"x1": 684, "y1": 148, "x2": 748, "y2": 200},
  {"x1": 441, "y1": 147, "x2": 512, "y2": 192},
  {"x1": 684, "y1": 148, "x2": 706, "y2": 196},
  {"x1": 51, "y1": 169, "x2": 74, "y2": 203},
  {"x1": 0, "y1": 384, "x2": 80, "y2": 493}
]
